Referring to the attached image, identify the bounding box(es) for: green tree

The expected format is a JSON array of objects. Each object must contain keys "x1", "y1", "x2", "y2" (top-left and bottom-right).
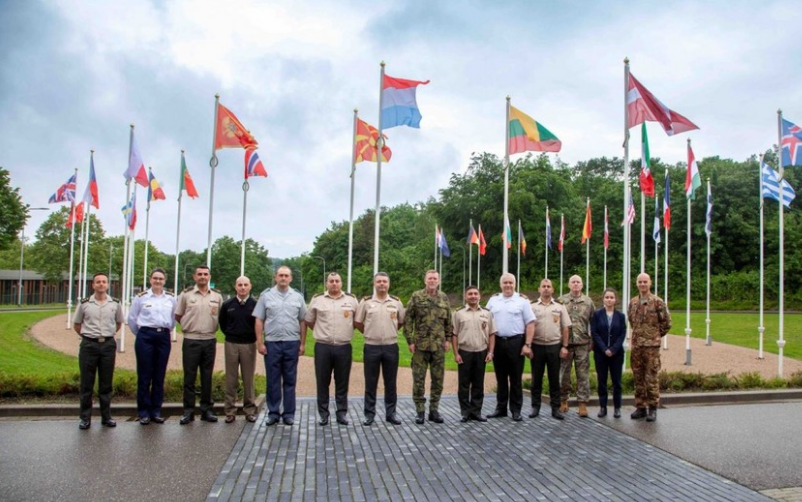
[
  {"x1": 0, "y1": 168, "x2": 27, "y2": 251},
  {"x1": 28, "y1": 207, "x2": 107, "y2": 281},
  {"x1": 208, "y1": 237, "x2": 272, "y2": 296}
]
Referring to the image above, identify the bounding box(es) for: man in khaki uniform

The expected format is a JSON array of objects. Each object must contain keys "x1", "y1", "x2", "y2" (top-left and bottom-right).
[
  {"x1": 175, "y1": 265, "x2": 224, "y2": 424},
  {"x1": 557, "y1": 275, "x2": 595, "y2": 417},
  {"x1": 452, "y1": 285, "x2": 496, "y2": 422},
  {"x1": 529, "y1": 278, "x2": 572, "y2": 420},
  {"x1": 354, "y1": 272, "x2": 405, "y2": 426},
  {"x1": 73, "y1": 272, "x2": 124, "y2": 430},
  {"x1": 305, "y1": 272, "x2": 359, "y2": 426}
]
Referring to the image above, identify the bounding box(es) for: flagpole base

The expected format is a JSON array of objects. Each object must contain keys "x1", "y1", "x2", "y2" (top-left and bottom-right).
[
  {"x1": 705, "y1": 318, "x2": 712, "y2": 346},
  {"x1": 685, "y1": 348, "x2": 692, "y2": 366}
]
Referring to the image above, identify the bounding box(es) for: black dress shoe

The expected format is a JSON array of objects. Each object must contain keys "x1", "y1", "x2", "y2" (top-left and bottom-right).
[
  {"x1": 283, "y1": 417, "x2": 294, "y2": 426},
  {"x1": 646, "y1": 407, "x2": 657, "y2": 422},
  {"x1": 471, "y1": 415, "x2": 488, "y2": 422},
  {"x1": 362, "y1": 417, "x2": 374, "y2": 426},
  {"x1": 614, "y1": 408, "x2": 622, "y2": 418},
  {"x1": 415, "y1": 412, "x2": 425, "y2": 424},
  {"x1": 386, "y1": 415, "x2": 402, "y2": 425},
  {"x1": 428, "y1": 411, "x2": 444, "y2": 424},
  {"x1": 78, "y1": 419, "x2": 91, "y2": 430},
  {"x1": 528, "y1": 408, "x2": 540, "y2": 418},
  {"x1": 179, "y1": 412, "x2": 195, "y2": 425},
  {"x1": 139, "y1": 417, "x2": 151, "y2": 426},
  {"x1": 319, "y1": 416, "x2": 329, "y2": 426},
  {"x1": 487, "y1": 410, "x2": 507, "y2": 418},
  {"x1": 200, "y1": 411, "x2": 218, "y2": 423},
  {"x1": 460, "y1": 416, "x2": 470, "y2": 423},
  {"x1": 265, "y1": 416, "x2": 280, "y2": 426},
  {"x1": 631, "y1": 408, "x2": 647, "y2": 420},
  {"x1": 512, "y1": 412, "x2": 523, "y2": 422},
  {"x1": 551, "y1": 408, "x2": 565, "y2": 420},
  {"x1": 597, "y1": 407, "x2": 608, "y2": 418},
  {"x1": 336, "y1": 416, "x2": 349, "y2": 425},
  {"x1": 152, "y1": 416, "x2": 166, "y2": 424},
  {"x1": 102, "y1": 419, "x2": 117, "y2": 428}
]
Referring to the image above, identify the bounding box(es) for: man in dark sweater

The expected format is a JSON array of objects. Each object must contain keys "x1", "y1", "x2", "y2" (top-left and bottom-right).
[{"x1": 219, "y1": 276, "x2": 258, "y2": 423}]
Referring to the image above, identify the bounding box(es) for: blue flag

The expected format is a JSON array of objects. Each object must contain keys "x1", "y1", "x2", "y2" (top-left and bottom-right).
[
  {"x1": 439, "y1": 230, "x2": 451, "y2": 258},
  {"x1": 762, "y1": 162, "x2": 796, "y2": 208}
]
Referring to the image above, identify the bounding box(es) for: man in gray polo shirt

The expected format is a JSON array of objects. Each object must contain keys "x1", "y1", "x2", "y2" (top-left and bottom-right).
[{"x1": 254, "y1": 266, "x2": 307, "y2": 426}]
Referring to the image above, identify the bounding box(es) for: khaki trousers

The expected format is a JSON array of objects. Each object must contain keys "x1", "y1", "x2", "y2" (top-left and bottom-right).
[{"x1": 224, "y1": 341, "x2": 258, "y2": 416}]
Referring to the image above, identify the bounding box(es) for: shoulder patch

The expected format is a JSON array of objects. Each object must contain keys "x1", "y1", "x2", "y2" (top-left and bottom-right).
[
  {"x1": 362, "y1": 295, "x2": 372, "y2": 301},
  {"x1": 390, "y1": 295, "x2": 401, "y2": 301},
  {"x1": 137, "y1": 291, "x2": 148, "y2": 297},
  {"x1": 519, "y1": 293, "x2": 529, "y2": 300},
  {"x1": 80, "y1": 297, "x2": 90, "y2": 304},
  {"x1": 312, "y1": 292, "x2": 323, "y2": 299},
  {"x1": 456, "y1": 306, "x2": 468, "y2": 312},
  {"x1": 345, "y1": 292, "x2": 357, "y2": 299},
  {"x1": 165, "y1": 291, "x2": 175, "y2": 297},
  {"x1": 211, "y1": 287, "x2": 222, "y2": 294},
  {"x1": 110, "y1": 297, "x2": 120, "y2": 303},
  {"x1": 182, "y1": 286, "x2": 194, "y2": 293}
]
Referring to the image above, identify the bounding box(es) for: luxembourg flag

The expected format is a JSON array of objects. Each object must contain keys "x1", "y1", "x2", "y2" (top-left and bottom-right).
[{"x1": 381, "y1": 73, "x2": 430, "y2": 129}]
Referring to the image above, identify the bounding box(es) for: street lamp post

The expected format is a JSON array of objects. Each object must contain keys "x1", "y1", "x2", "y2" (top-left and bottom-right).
[
  {"x1": 313, "y1": 255, "x2": 326, "y2": 291},
  {"x1": 18, "y1": 207, "x2": 49, "y2": 306},
  {"x1": 459, "y1": 245, "x2": 466, "y2": 294},
  {"x1": 108, "y1": 243, "x2": 114, "y2": 295}
]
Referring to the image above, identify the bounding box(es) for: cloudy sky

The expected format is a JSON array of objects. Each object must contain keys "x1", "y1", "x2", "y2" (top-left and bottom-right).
[{"x1": 2, "y1": 0, "x2": 801, "y2": 259}]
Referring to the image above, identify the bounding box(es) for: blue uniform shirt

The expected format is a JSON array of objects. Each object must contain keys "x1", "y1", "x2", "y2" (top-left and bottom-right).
[
  {"x1": 128, "y1": 289, "x2": 177, "y2": 334},
  {"x1": 252, "y1": 286, "x2": 307, "y2": 342},
  {"x1": 485, "y1": 293, "x2": 536, "y2": 338}
]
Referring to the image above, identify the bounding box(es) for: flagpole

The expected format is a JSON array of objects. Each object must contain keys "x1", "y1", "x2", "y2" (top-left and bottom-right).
[
  {"x1": 543, "y1": 211, "x2": 548, "y2": 279},
  {"x1": 347, "y1": 110, "x2": 358, "y2": 293},
  {"x1": 640, "y1": 190, "x2": 646, "y2": 274},
  {"x1": 560, "y1": 213, "x2": 564, "y2": 296},
  {"x1": 65, "y1": 168, "x2": 78, "y2": 330},
  {"x1": 468, "y1": 219, "x2": 473, "y2": 286},
  {"x1": 173, "y1": 151, "x2": 184, "y2": 342},
  {"x1": 206, "y1": 94, "x2": 220, "y2": 268},
  {"x1": 664, "y1": 173, "x2": 670, "y2": 350},
  {"x1": 517, "y1": 219, "x2": 522, "y2": 291},
  {"x1": 585, "y1": 198, "x2": 590, "y2": 295},
  {"x1": 654, "y1": 195, "x2": 659, "y2": 296},
  {"x1": 622, "y1": 58, "x2": 632, "y2": 373},
  {"x1": 83, "y1": 204, "x2": 92, "y2": 297},
  {"x1": 143, "y1": 167, "x2": 153, "y2": 289},
  {"x1": 477, "y1": 226, "x2": 482, "y2": 292},
  {"x1": 119, "y1": 125, "x2": 134, "y2": 351},
  {"x1": 685, "y1": 138, "x2": 693, "y2": 366},
  {"x1": 705, "y1": 178, "x2": 712, "y2": 346},
  {"x1": 77, "y1": 207, "x2": 87, "y2": 299},
  {"x1": 777, "y1": 110, "x2": 786, "y2": 378},
  {"x1": 373, "y1": 62, "x2": 386, "y2": 275},
  {"x1": 603, "y1": 205, "x2": 608, "y2": 290},
  {"x1": 434, "y1": 225, "x2": 438, "y2": 269},
  {"x1": 240, "y1": 170, "x2": 249, "y2": 277},
  {"x1": 503, "y1": 96, "x2": 511, "y2": 274},
  {"x1": 758, "y1": 156, "x2": 765, "y2": 359}
]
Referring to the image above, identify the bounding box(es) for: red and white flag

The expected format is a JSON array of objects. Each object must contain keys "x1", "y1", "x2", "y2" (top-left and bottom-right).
[{"x1": 627, "y1": 73, "x2": 699, "y2": 136}]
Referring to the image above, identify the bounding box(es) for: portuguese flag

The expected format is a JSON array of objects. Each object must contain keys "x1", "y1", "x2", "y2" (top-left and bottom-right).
[
  {"x1": 508, "y1": 105, "x2": 561, "y2": 154},
  {"x1": 180, "y1": 152, "x2": 199, "y2": 199}
]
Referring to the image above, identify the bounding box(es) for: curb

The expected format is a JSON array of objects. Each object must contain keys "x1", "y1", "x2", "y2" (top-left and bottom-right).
[{"x1": 528, "y1": 388, "x2": 802, "y2": 408}]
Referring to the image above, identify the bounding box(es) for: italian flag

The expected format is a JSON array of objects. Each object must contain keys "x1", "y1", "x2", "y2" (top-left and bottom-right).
[
  {"x1": 685, "y1": 144, "x2": 701, "y2": 200},
  {"x1": 639, "y1": 123, "x2": 654, "y2": 197}
]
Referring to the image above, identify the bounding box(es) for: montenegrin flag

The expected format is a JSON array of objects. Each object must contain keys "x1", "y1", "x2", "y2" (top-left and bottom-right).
[
  {"x1": 214, "y1": 102, "x2": 258, "y2": 150},
  {"x1": 508, "y1": 105, "x2": 561, "y2": 154},
  {"x1": 180, "y1": 152, "x2": 199, "y2": 199},
  {"x1": 354, "y1": 118, "x2": 391, "y2": 163},
  {"x1": 381, "y1": 74, "x2": 430, "y2": 129}
]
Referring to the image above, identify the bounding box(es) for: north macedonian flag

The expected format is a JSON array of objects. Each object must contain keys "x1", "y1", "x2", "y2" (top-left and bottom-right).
[
  {"x1": 508, "y1": 105, "x2": 561, "y2": 154},
  {"x1": 355, "y1": 119, "x2": 392, "y2": 163},
  {"x1": 214, "y1": 102, "x2": 258, "y2": 150}
]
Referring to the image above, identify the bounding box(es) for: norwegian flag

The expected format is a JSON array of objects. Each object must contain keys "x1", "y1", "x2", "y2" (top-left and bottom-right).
[{"x1": 49, "y1": 174, "x2": 77, "y2": 204}]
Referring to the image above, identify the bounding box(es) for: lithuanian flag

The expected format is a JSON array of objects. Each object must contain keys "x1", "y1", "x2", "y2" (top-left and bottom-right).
[{"x1": 508, "y1": 105, "x2": 561, "y2": 154}]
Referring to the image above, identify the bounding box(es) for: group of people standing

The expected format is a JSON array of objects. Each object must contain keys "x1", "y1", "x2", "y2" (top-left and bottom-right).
[{"x1": 71, "y1": 264, "x2": 670, "y2": 429}]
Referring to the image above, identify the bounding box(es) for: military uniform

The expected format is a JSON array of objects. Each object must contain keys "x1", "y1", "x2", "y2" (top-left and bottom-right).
[
  {"x1": 405, "y1": 289, "x2": 453, "y2": 416},
  {"x1": 176, "y1": 285, "x2": 224, "y2": 416},
  {"x1": 530, "y1": 299, "x2": 572, "y2": 414},
  {"x1": 452, "y1": 305, "x2": 496, "y2": 419},
  {"x1": 73, "y1": 294, "x2": 124, "y2": 425},
  {"x1": 557, "y1": 293, "x2": 595, "y2": 408},
  {"x1": 305, "y1": 291, "x2": 359, "y2": 422},
  {"x1": 356, "y1": 294, "x2": 405, "y2": 420},
  {"x1": 628, "y1": 293, "x2": 671, "y2": 410}
]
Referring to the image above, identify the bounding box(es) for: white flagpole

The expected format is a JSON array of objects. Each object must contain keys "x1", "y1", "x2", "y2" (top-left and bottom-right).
[
  {"x1": 373, "y1": 62, "x2": 386, "y2": 275},
  {"x1": 240, "y1": 172, "x2": 249, "y2": 277},
  {"x1": 777, "y1": 110, "x2": 786, "y2": 378},
  {"x1": 664, "y1": 175, "x2": 670, "y2": 350},
  {"x1": 585, "y1": 198, "x2": 590, "y2": 295},
  {"x1": 143, "y1": 167, "x2": 153, "y2": 290},
  {"x1": 654, "y1": 196, "x2": 659, "y2": 296},
  {"x1": 206, "y1": 94, "x2": 220, "y2": 268},
  {"x1": 640, "y1": 190, "x2": 646, "y2": 274},
  {"x1": 560, "y1": 213, "x2": 564, "y2": 296},
  {"x1": 517, "y1": 219, "x2": 522, "y2": 291},
  {"x1": 82, "y1": 204, "x2": 92, "y2": 297},
  {"x1": 120, "y1": 125, "x2": 134, "y2": 351},
  {"x1": 468, "y1": 219, "x2": 473, "y2": 286},
  {"x1": 347, "y1": 110, "x2": 358, "y2": 293},
  {"x1": 503, "y1": 96, "x2": 511, "y2": 274},
  {"x1": 173, "y1": 151, "x2": 184, "y2": 342},
  {"x1": 477, "y1": 226, "x2": 482, "y2": 293},
  {"x1": 622, "y1": 59, "x2": 632, "y2": 373},
  {"x1": 603, "y1": 205, "x2": 608, "y2": 290},
  {"x1": 685, "y1": 138, "x2": 693, "y2": 366},
  {"x1": 758, "y1": 155, "x2": 765, "y2": 359},
  {"x1": 65, "y1": 168, "x2": 78, "y2": 329},
  {"x1": 544, "y1": 210, "x2": 548, "y2": 279},
  {"x1": 705, "y1": 178, "x2": 712, "y2": 346},
  {"x1": 77, "y1": 206, "x2": 87, "y2": 298}
]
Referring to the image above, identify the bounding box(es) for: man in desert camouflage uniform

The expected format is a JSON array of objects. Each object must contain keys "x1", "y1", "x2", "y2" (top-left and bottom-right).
[
  {"x1": 557, "y1": 275, "x2": 595, "y2": 418},
  {"x1": 628, "y1": 272, "x2": 671, "y2": 422},
  {"x1": 405, "y1": 270, "x2": 453, "y2": 424}
]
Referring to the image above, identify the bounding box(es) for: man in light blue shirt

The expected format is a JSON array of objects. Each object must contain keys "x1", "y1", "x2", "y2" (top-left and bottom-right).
[{"x1": 253, "y1": 266, "x2": 307, "y2": 426}]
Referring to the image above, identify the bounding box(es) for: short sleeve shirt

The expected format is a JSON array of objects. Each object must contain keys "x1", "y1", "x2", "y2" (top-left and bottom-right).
[
  {"x1": 485, "y1": 293, "x2": 536, "y2": 338},
  {"x1": 73, "y1": 295, "x2": 124, "y2": 339},
  {"x1": 253, "y1": 286, "x2": 307, "y2": 342},
  {"x1": 128, "y1": 289, "x2": 177, "y2": 334},
  {"x1": 175, "y1": 286, "x2": 224, "y2": 340},
  {"x1": 452, "y1": 306, "x2": 496, "y2": 352},
  {"x1": 531, "y1": 298, "x2": 572, "y2": 346},
  {"x1": 355, "y1": 295, "x2": 405, "y2": 346},
  {"x1": 305, "y1": 291, "x2": 358, "y2": 346}
]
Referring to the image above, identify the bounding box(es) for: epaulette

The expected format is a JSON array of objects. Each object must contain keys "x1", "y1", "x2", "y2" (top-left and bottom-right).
[
  {"x1": 164, "y1": 291, "x2": 175, "y2": 297},
  {"x1": 211, "y1": 287, "x2": 222, "y2": 294},
  {"x1": 80, "y1": 297, "x2": 90, "y2": 304},
  {"x1": 519, "y1": 293, "x2": 529, "y2": 300},
  {"x1": 137, "y1": 291, "x2": 148, "y2": 297},
  {"x1": 390, "y1": 295, "x2": 401, "y2": 302},
  {"x1": 345, "y1": 292, "x2": 357, "y2": 298},
  {"x1": 456, "y1": 306, "x2": 468, "y2": 312},
  {"x1": 312, "y1": 292, "x2": 323, "y2": 299},
  {"x1": 492, "y1": 292, "x2": 501, "y2": 297},
  {"x1": 110, "y1": 296, "x2": 120, "y2": 303},
  {"x1": 362, "y1": 295, "x2": 372, "y2": 301},
  {"x1": 182, "y1": 286, "x2": 194, "y2": 293}
]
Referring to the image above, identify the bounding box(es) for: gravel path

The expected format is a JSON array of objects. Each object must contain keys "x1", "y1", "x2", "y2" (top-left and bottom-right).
[{"x1": 29, "y1": 314, "x2": 802, "y2": 397}]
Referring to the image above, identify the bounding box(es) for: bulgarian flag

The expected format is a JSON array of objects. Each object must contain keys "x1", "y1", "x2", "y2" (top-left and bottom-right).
[
  {"x1": 508, "y1": 105, "x2": 561, "y2": 154},
  {"x1": 639, "y1": 123, "x2": 654, "y2": 197},
  {"x1": 558, "y1": 214, "x2": 565, "y2": 252},
  {"x1": 180, "y1": 152, "x2": 199, "y2": 198},
  {"x1": 686, "y1": 143, "x2": 701, "y2": 200}
]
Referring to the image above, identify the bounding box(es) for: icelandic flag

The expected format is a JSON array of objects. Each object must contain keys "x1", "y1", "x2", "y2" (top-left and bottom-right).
[
  {"x1": 781, "y1": 118, "x2": 802, "y2": 167},
  {"x1": 82, "y1": 154, "x2": 99, "y2": 209},
  {"x1": 49, "y1": 174, "x2": 77, "y2": 204},
  {"x1": 545, "y1": 209, "x2": 552, "y2": 250},
  {"x1": 245, "y1": 148, "x2": 267, "y2": 179},
  {"x1": 381, "y1": 74, "x2": 430, "y2": 129},
  {"x1": 762, "y1": 162, "x2": 796, "y2": 208}
]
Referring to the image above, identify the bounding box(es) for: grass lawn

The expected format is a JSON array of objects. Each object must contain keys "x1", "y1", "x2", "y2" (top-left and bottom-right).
[{"x1": 0, "y1": 311, "x2": 81, "y2": 374}]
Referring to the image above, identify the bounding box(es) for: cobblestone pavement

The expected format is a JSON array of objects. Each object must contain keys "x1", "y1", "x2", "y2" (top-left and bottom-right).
[{"x1": 208, "y1": 396, "x2": 772, "y2": 502}]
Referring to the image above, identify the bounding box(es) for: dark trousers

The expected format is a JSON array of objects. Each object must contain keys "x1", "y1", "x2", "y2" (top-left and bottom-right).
[
  {"x1": 531, "y1": 342, "x2": 561, "y2": 410},
  {"x1": 314, "y1": 342, "x2": 352, "y2": 419},
  {"x1": 182, "y1": 338, "x2": 217, "y2": 413},
  {"x1": 594, "y1": 350, "x2": 624, "y2": 409},
  {"x1": 363, "y1": 343, "x2": 399, "y2": 418},
  {"x1": 78, "y1": 337, "x2": 116, "y2": 421},
  {"x1": 135, "y1": 327, "x2": 172, "y2": 418},
  {"x1": 493, "y1": 335, "x2": 525, "y2": 414},
  {"x1": 457, "y1": 349, "x2": 487, "y2": 418},
  {"x1": 264, "y1": 340, "x2": 300, "y2": 419}
]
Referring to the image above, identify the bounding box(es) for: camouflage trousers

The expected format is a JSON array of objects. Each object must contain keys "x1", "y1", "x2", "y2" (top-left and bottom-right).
[
  {"x1": 631, "y1": 346, "x2": 661, "y2": 408},
  {"x1": 559, "y1": 343, "x2": 591, "y2": 402},
  {"x1": 412, "y1": 349, "x2": 445, "y2": 413}
]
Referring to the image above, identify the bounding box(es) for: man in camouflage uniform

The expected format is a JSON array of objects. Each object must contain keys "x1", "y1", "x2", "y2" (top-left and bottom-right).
[
  {"x1": 628, "y1": 273, "x2": 671, "y2": 422},
  {"x1": 557, "y1": 275, "x2": 595, "y2": 417},
  {"x1": 405, "y1": 270, "x2": 453, "y2": 424}
]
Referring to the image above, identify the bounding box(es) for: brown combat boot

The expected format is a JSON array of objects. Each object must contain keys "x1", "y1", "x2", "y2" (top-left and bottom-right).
[
  {"x1": 578, "y1": 402, "x2": 589, "y2": 418},
  {"x1": 559, "y1": 401, "x2": 569, "y2": 413}
]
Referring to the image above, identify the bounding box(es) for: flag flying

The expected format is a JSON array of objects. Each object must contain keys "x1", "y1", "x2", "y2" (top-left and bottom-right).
[
  {"x1": 83, "y1": 155, "x2": 99, "y2": 209},
  {"x1": 581, "y1": 201, "x2": 592, "y2": 244},
  {"x1": 180, "y1": 153, "x2": 199, "y2": 198},
  {"x1": 467, "y1": 223, "x2": 479, "y2": 245},
  {"x1": 381, "y1": 74, "x2": 430, "y2": 129},
  {"x1": 48, "y1": 174, "x2": 77, "y2": 204},
  {"x1": 627, "y1": 73, "x2": 699, "y2": 136},
  {"x1": 686, "y1": 144, "x2": 701, "y2": 200},
  {"x1": 126, "y1": 134, "x2": 149, "y2": 187},
  {"x1": 121, "y1": 190, "x2": 137, "y2": 230},
  {"x1": 705, "y1": 183, "x2": 713, "y2": 236},
  {"x1": 663, "y1": 172, "x2": 671, "y2": 230},
  {"x1": 781, "y1": 118, "x2": 802, "y2": 167},
  {"x1": 653, "y1": 196, "x2": 661, "y2": 243},
  {"x1": 545, "y1": 210, "x2": 551, "y2": 250},
  {"x1": 762, "y1": 162, "x2": 796, "y2": 208},
  {"x1": 435, "y1": 226, "x2": 441, "y2": 247},
  {"x1": 558, "y1": 214, "x2": 565, "y2": 252},
  {"x1": 214, "y1": 102, "x2": 258, "y2": 150},
  {"x1": 355, "y1": 119, "x2": 392, "y2": 163},
  {"x1": 604, "y1": 206, "x2": 609, "y2": 249},
  {"x1": 244, "y1": 149, "x2": 268, "y2": 179},
  {"x1": 639, "y1": 123, "x2": 654, "y2": 196},
  {"x1": 504, "y1": 216, "x2": 512, "y2": 249},
  {"x1": 148, "y1": 171, "x2": 166, "y2": 202},
  {"x1": 440, "y1": 229, "x2": 451, "y2": 258},
  {"x1": 624, "y1": 191, "x2": 636, "y2": 225},
  {"x1": 478, "y1": 225, "x2": 487, "y2": 256},
  {"x1": 66, "y1": 203, "x2": 84, "y2": 228},
  {"x1": 508, "y1": 105, "x2": 561, "y2": 154}
]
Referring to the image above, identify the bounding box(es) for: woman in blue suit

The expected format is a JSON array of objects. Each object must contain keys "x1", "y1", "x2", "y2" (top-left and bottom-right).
[{"x1": 591, "y1": 288, "x2": 626, "y2": 418}]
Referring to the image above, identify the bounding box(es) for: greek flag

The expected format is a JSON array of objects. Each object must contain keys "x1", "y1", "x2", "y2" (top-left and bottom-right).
[{"x1": 762, "y1": 162, "x2": 795, "y2": 209}]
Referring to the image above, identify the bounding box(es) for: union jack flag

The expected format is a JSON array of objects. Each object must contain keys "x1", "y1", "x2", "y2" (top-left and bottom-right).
[{"x1": 48, "y1": 174, "x2": 77, "y2": 204}]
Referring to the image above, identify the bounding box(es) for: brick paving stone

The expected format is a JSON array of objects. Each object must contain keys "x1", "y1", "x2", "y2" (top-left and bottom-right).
[{"x1": 206, "y1": 397, "x2": 774, "y2": 502}]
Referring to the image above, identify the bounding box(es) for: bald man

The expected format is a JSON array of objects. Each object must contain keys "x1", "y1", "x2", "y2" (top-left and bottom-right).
[{"x1": 219, "y1": 276, "x2": 258, "y2": 423}]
